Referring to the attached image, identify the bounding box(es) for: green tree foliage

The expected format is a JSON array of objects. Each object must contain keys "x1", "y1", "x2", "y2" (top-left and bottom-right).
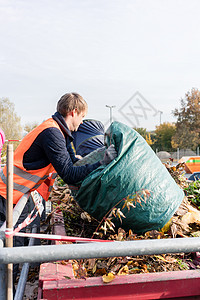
[
  {"x1": 0, "y1": 97, "x2": 22, "y2": 140},
  {"x1": 172, "y1": 88, "x2": 200, "y2": 150},
  {"x1": 24, "y1": 122, "x2": 38, "y2": 134},
  {"x1": 153, "y1": 122, "x2": 176, "y2": 151},
  {"x1": 134, "y1": 127, "x2": 148, "y2": 139},
  {"x1": 134, "y1": 127, "x2": 156, "y2": 147}
]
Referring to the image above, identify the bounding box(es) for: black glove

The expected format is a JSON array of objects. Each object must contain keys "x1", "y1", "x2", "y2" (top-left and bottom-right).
[{"x1": 100, "y1": 144, "x2": 117, "y2": 165}]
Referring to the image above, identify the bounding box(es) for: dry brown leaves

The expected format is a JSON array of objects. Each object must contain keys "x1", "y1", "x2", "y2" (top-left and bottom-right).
[
  {"x1": 50, "y1": 167, "x2": 200, "y2": 283},
  {"x1": 164, "y1": 162, "x2": 188, "y2": 189},
  {"x1": 72, "y1": 250, "x2": 194, "y2": 282}
]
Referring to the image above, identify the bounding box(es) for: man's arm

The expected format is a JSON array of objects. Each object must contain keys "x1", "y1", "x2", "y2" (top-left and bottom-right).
[{"x1": 41, "y1": 128, "x2": 100, "y2": 184}]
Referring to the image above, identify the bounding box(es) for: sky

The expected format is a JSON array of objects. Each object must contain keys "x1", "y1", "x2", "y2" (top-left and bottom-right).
[{"x1": 0, "y1": 0, "x2": 200, "y2": 131}]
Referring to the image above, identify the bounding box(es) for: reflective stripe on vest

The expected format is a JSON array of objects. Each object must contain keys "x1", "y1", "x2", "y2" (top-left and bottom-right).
[
  {"x1": 14, "y1": 166, "x2": 45, "y2": 183},
  {"x1": 48, "y1": 186, "x2": 53, "y2": 192},
  {"x1": 52, "y1": 172, "x2": 58, "y2": 179},
  {"x1": 0, "y1": 168, "x2": 49, "y2": 193},
  {"x1": 36, "y1": 172, "x2": 57, "y2": 201}
]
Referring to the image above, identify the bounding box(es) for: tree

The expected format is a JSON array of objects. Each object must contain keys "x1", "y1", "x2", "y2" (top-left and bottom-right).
[
  {"x1": 24, "y1": 122, "x2": 39, "y2": 134},
  {"x1": 153, "y1": 122, "x2": 176, "y2": 151},
  {"x1": 134, "y1": 127, "x2": 148, "y2": 139},
  {"x1": 0, "y1": 97, "x2": 22, "y2": 140},
  {"x1": 134, "y1": 127, "x2": 155, "y2": 147},
  {"x1": 171, "y1": 126, "x2": 199, "y2": 150},
  {"x1": 172, "y1": 88, "x2": 200, "y2": 150}
]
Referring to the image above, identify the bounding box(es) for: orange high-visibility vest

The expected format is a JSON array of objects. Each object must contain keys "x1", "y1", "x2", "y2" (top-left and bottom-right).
[{"x1": 0, "y1": 118, "x2": 62, "y2": 204}]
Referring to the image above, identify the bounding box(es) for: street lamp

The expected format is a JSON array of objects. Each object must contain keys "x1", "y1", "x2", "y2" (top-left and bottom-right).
[
  {"x1": 158, "y1": 110, "x2": 163, "y2": 125},
  {"x1": 106, "y1": 105, "x2": 116, "y2": 125}
]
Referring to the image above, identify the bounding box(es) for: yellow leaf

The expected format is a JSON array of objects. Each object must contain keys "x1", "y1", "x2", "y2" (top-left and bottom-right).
[
  {"x1": 102, "y1": 273, "x2": 115, "y2": 283},
  {"x1": 154, "y1": 255, "x2": 177, "y2": 263},
  {"x1": 72, "y1": 261, "x2": 79, "y2": 271},
  {"x1": 92, "y1": 264, "x2": 97, "y2": 274},
  {"x1": 161, "y1": 219, "x2": 172, "y2": 233},
  {"x1": 154, "y1": 255, "x2": 168, "y2": 262},
  {"x1": 117, "y1": 265, "x2": 129, "y2": 275},
  {"x1": 127, "y1": 260, "x2": 133, "y2": 266}
]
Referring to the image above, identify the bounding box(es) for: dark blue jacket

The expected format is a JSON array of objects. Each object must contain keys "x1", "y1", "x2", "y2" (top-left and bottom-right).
[{"x1": 23, "y1": 112, "x2": 101, "y2": 184}]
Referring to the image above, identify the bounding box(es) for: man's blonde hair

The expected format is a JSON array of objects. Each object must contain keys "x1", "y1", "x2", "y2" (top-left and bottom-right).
[{"x1": 57, "y1": 93, "x2": 88, "y2": 117}]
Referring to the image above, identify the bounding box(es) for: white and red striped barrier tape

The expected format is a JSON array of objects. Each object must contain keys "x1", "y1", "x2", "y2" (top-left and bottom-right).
[{"x1": 5, "y1": 191, "x2": 112, "y2": 243}]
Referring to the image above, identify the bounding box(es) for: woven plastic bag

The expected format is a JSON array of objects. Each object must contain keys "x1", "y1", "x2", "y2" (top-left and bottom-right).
[{"x1": 75, "y1": 121, "x2": 184, "y2": 233}]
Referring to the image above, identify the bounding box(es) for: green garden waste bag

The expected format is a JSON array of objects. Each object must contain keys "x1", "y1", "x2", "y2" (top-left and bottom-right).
[{"x1": 75, "y1": 121, "x2": 184, "y2": 234}]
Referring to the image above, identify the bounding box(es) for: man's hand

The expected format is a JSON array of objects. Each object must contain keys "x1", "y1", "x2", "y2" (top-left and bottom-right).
[{"x1": 100, "y1": 144, "x2": 117, "y2": 165}]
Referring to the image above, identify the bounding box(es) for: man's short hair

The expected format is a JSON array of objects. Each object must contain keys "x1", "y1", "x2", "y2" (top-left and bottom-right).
[{"x1": 57, "y1": 93, "x2": 88, "y2": 117}]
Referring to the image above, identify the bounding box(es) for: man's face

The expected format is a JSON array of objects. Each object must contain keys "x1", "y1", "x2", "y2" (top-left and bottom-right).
[{"x1": 71, "y1": 109, "x2": 86, "y2": 131}]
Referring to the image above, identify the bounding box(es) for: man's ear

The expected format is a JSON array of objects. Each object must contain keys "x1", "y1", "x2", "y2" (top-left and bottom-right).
[
  {"x1": 69, "y1": 109, "x2": 76, "y2": 117},
  {"x1": 72, "y1": 108, "x2": 78, "y2": 117}
]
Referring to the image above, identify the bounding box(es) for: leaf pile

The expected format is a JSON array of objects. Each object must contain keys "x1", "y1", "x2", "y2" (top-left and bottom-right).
[
  {"x1": 164, "y1": 162, "x2": 188, "y2": 189},
  {"x1": 73, "y1": 252, "x2": 195, "y2": 282},
  {"x1": 70, "y1": 228, "x2": 200, "y2": 281},
  {"x1": 50, "y1": 168, "x2": 200, "y2": 282},
  {"x1": 49, "y1": 184, "x2": 99, "y2": 238}
]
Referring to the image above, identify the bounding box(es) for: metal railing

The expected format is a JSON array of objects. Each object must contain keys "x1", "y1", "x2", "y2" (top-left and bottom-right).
[
  {"x1": 1, "y1": 145, "x2": 200, "y2": 299},
  {"x1": 155, "y1": 147, "x2": 200, "y2": 162},
  {"x1": 1, "y1": 237, "x2": 200, "y2": 265}
]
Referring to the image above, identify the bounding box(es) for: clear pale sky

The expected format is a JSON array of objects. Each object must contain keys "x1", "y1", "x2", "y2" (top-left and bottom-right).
[{"x1": 0, "y1": 0, "x2": 200, "y2": 131}]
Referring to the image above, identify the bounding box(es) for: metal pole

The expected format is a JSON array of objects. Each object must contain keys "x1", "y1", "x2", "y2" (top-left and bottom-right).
[
  {"x1": 177, "y1": 148, "x2": 180, "y2": 161},
  {"x1": 158, "y1": 111, "x2": 163, "y2": 125},
  {"x1": 197, "y1": 147, "x2": 199, "y2": 156},
  {"x1": 106, "y1": 105, "x2": 115, "y2": 125},
  {"x1": 6, "y1": 144, "x2": 13, "y2": 300},
  {"x1": 0, "y1": 237, "x2": 200, "y2": 264},
  {"x1": 14, "y1": 225, "x2": 37, "y2": 300},
  {"x1": 160, "y1": 111, "x2": 162, "y2": 125}
]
